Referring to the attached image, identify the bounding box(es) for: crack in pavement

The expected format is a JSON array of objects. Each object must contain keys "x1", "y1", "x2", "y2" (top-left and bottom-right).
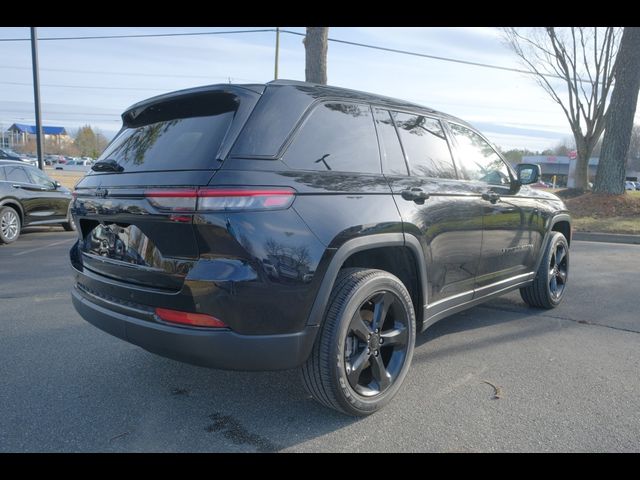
[{"x1": 477, "y1": 304, "x2": 640, "y2": 335}]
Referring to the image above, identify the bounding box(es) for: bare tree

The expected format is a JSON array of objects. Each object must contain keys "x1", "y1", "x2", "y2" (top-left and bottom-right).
[
  {"x1": 594, "y1": 27, "x2": 640, "y2": 194},
  {"x1": 503, "y1": 27, "x2": 621, "y2": 190},
  {"x1": 304, "y1": 27, "x2": 329, "y2": 84}
]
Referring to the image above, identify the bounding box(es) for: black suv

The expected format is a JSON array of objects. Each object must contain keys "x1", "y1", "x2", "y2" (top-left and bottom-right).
[
  {"x1": 69, "y1": 80, "x2": 571, "y2": 415},
  {"x1": 0, "y1": 160, "x2": 75, "y2": 244}
]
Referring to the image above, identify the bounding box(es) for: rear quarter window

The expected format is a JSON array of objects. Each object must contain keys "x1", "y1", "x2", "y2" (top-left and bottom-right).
[{"x1": 282, "y1": 102, "x2": 381, "y2": 174}]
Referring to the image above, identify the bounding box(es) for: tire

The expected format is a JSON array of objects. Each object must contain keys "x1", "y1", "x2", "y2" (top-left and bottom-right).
[
  {"x1": 301, "y1": 268, "x2": 416, "y2": 416},
  {"x1": 61, "y1": 204, "x2": 76, "y2": 232},
  {"x1": 0, "y1": 206, "x2": 21, "y2": 244},
  {"x1": 520, "y1": 232, "x2": 569, "y2": 309}
]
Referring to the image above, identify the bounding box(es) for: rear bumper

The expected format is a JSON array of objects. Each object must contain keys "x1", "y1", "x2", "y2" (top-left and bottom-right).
[{"x1": 71, "y1": 285, "x2": 318, "y2": 371}]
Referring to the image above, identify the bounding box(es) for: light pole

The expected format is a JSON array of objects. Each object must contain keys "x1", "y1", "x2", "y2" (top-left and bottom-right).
[
  {"x1": 30, "y1": 27, "x2": 44, "y2": 170},
  {"x1": 274, "y1": 27, "x2": 280, "y2": 80}
]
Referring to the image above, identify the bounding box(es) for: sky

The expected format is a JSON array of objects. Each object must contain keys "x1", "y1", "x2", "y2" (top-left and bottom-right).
[{"x1": 0, "y1": 27, "x2": 636, "y2": 152}]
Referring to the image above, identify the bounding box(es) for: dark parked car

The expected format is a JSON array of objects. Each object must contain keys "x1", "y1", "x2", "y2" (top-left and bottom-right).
[
  {"x1": 0, "y1": 160, "x2": 75, "y2": 243},
  {"x1": 69, "y1": 80, "x2": 571, "y2": 415},
  {"x1": 0, "y1": 148, "x2": 37, "y2": 167}
]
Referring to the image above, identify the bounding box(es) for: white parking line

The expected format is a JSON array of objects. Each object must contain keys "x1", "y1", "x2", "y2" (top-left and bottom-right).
[{"x1": 13, "y1": 238, "x2": 75, "y2": 257}]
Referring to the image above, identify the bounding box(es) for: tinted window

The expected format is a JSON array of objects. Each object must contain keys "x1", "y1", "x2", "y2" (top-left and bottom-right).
[
  {"x1": 0, "y1": 149, "x2": 20, "y2": 160},
  {"x1": 373, "y1": 108, "x2": 408, "y2": 176},
  {"x1": 393, "y1": 112, "x2": 456, "y2": 179},
  {"x1": 283, "y1": 102, "x2": 380, "y2": 173},
  {"x1": 99, "y1": 96, "x2": 238, "y2": 172},
  {"x1": 4, "y1": 165, "x2": 30, "y2": 183},
  {"x1": 449, "y1": 123, "x2": 511, "y2": 186},
  {"x1": 27, "y1": 167, "x2": 55, "y2": 188},
  {"x1": 231, "y1": 85, "x2": 311, "y2": 157}
]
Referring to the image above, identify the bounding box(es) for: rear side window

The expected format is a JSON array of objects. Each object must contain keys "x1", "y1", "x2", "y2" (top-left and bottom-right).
[
  {"x1": 98, "y1": 92, "x2": 239, "y2": 172},
  {"x1": 393, "y1": 112, "x2": 457, "y2": 179},
  {"x1": 4, "y1": 165, "x2": 30, "y2": 183},
  {"x1": 373, "y1": 108, "x2": 408, "y2": 176},
  {"x1": 282, "y1": 102, "x2": 380, "y2": 174}
]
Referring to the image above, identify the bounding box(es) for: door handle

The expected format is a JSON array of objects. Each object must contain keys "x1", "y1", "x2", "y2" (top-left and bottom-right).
[
  {"x1": 400, "y1": 187, "x2": 430, "y2": 204},
  {"x1": 481, "y1": 191, "x2": 501, "y2": 203},
  {"x1": 11, "y1": 184, "x2": 22, "y2": 189}
]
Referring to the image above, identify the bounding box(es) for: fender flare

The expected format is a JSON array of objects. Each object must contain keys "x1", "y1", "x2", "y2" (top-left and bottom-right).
[
  {"x1": 532, "y1": 213, "x2": 572, "y2": 274},
  {"x1": 306, "y1": 233, "x2": 428, "y2": 326},
  {"x1": 0, "y1": 198, "x2": 24, "y2": 222}
]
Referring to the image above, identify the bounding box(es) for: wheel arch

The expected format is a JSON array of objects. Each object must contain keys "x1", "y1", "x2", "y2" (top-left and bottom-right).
[
  {"x1": 531, "y1": 213, "x2": 572, "y2": 275},
  {"x1": 550, "y1": 214, "x2": 572, "y2": 246},
  {"x1": 0, "y1": 198, "x2": 24, "y2": 224},
  {"x1": 306, "y1": 233, "x2": 428, "y2": 329}
]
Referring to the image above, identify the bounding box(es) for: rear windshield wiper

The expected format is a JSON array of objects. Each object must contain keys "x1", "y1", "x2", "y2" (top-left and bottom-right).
[{"x1": 92, "y1": 159, "x2": 124, "y2": 172}]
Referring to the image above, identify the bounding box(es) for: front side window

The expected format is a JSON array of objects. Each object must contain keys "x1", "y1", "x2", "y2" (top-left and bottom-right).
[
  {"x1": 282, "y1": 102, "x2": 380, "y2": 174},
  {"x1": 393, "y1": 112, "x2": 457, "y2": 179},
  {"x1": 27, "y1": 167, "x2": 55, "y2": 188},
  {"x1": 4, "y1": 165, "x2": 30, "y2": 183},
  {"x1": 448, "y1": 123, "x2": 511, "y2": 186}
]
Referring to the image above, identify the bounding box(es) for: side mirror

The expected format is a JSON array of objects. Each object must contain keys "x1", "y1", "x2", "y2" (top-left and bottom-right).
[
  {"x1": 54, "y1": 181, "x2": 62, "y2": 189},
  {"x1": 516, "y1": 163, "x2": 541, "y2": 185}
]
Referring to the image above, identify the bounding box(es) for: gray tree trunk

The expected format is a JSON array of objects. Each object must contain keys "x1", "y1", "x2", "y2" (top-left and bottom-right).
[
  {"x1": 304, "y1": 27, "x2": 329, "y2": 84},
  {"x1": 594, "y1": 27, "x2": 640, "y2": 194}
]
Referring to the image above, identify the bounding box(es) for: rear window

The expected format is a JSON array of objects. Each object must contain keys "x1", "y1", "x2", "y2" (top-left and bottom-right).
[{"x1": 99, "y1": 92, "x2": 239, "y2": 172}]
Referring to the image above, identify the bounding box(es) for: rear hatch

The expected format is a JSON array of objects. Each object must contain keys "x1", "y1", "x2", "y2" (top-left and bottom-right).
[{"x1": 72, "y1": 85, "x2": 262, "y2": 291}]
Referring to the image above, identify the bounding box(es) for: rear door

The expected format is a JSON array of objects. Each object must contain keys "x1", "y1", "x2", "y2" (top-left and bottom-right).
[
  {"x1": 72, "y1": 87, "x2": 260, "y2": 291},
  {"x1": 374, "y1": 108, "x2": 483, "y2": 316}
]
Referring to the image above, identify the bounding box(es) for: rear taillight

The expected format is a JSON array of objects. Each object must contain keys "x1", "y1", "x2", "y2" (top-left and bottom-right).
[
  {"x1": 145, "y1": 189, "x2": 198, "y2": 211},
  {"x1": 155, "y1": 307, "x2": 228, "y2": 328},
  {"x1": 144, "y1": 187, "x2": 295, "y2": 212}
]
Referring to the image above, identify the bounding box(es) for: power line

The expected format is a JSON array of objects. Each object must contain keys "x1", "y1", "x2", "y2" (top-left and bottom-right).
[
  {"x1": 0, "y1": 108, "x2": 120, "y2": 117},
  {"x1": 0, "y1": 80, "x2": 171, "y2": 92},
  {"x1": 0, "y1": 27, "x2": 559, "y2": 81},
  {"x1": 0, "y1": 29, "x2": 275, "y2": 42},
  {"x1": 0, "y1": 65, "x2": 259, "y2": 82}
]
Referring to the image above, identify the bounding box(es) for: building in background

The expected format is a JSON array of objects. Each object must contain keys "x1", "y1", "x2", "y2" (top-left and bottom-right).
[
  {"x1": 4, "y1": 123, "x2": 71, "y2": 149},
  {"x1": 521, "y1": 155, "x2": 640, "y2": 186}
]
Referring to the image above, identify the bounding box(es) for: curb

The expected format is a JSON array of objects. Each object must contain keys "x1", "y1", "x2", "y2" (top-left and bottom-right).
[{"x1": 573, "y1": 232, "x2": 640, "y2": 245}]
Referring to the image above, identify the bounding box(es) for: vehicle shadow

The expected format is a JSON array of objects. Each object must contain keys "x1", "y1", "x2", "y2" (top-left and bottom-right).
[
  {"x1": 412, "y1": 293, "x2": 569, "y2": 365},
  {"x1": 3, "y1": 293, "x2": 569, "y2": 453},
  {"x1": 98, "y1": 295, "x2": 561, "y2": 452},
  {"x1": 101, "y1": 352, "x2": 359, "y2": 452},
  {"x1": 19, "y1": 226, "x2": 68, "y2": 236}
]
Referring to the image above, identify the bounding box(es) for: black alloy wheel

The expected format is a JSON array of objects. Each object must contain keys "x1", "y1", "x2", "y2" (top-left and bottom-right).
[
  {"x1": 344, "y1": 291, "x2": 410, "y2": 397},
  {"x1": 302, "y1": 268, "x2": 416, "y2": 416},
  {"x1": 520, "y1": 232, "x2": 569, "y2": 309}
]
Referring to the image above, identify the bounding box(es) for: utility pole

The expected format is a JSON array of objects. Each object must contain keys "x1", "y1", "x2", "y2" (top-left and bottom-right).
[
  {"x1": 274, "y1": 27, "x2": 280, "y2": 80},
  {"x1": 30, "y1": 27, "x2": 44, "y2": 170}
]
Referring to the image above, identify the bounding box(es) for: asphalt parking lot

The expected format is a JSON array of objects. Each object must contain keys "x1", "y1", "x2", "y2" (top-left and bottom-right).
[{"x1": 1, "y1": 228, "x2": 639, "y2": 452}]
